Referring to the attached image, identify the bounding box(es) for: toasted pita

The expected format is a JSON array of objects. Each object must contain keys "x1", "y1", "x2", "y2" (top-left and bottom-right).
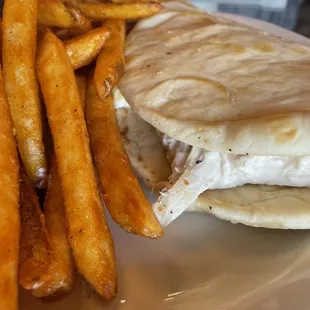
[
  {"x1": 190, "y1": 186, "x2": 310, "y2": 229},
  {"x1": 115, "y1": 104, "x2": 171, "y2": 192},
  {"x1": 119, "y1": 0, "x2": 310, "y2": 156}
]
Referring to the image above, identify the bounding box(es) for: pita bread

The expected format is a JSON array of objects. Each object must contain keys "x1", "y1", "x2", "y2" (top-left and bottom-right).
[
  {"x1": 191, "y1": 186, "x2": 310, "y2": 229},
  {"x1": 119, "y1": 0, "x2": 310, "y2": 156},
  {"x1": 115, "y1": 102, "x2": 310, "y2": 229},
  {"x1": 115, "y1": 104, "x2": 171, "y2": 191}
]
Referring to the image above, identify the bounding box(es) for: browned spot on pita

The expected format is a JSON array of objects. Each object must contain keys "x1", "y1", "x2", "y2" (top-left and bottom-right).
[
  {"x1": 120, "y1": 125, "x2": 129, "y2": 143},
  {"x1": 291, "y1": 46, "x2": 308, "y2": 55},
  {"x1": 270, "y1": 120, "x2": 297, "y2": 143},
  {"x1": 137, "y1": 154, "x2": 143, "y2": 162},
  {"x1": 222, "y1": 43, "x2": 245, "y2": 54},
  {"x1": 253, "y1": 42, "x2": 274, "y2": 53},
  {"x1": 125, "y1": 56, "x2": 136, "y2": 65},
  {"x1": 208, "y1": 34, "x2": 220, "y2": 41},
  {"x1": 276, "y1": 128, "x2": 297, "y2": 144},
  {"x1": 120, "y1": 125, "x2": 128, "y2": 136},
  {"x1": 204, "y1": 17, "x2": 216, "y2": 25}
]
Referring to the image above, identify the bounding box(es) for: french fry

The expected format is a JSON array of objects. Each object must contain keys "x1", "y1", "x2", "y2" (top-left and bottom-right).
[
  {"x1": 66, "y1": 6, "x2": 92, "y2": 33},
  {"x1": 75, "y1": 73, "x2": 87, "y2": 111},
  {"x1": 86, "y1": 77, "x2": 163, "y2": 238},
  {"x1": 77, "y1": 2, "x2": 163, "y2": 20},
  {"x1": 0, "y1": 65, "x2": 20, "y2": 310},
  {"x1": 3, "y1": 0, "x2": 47, "y2": 188},
  {"x1": 37, "y1": 30, "x2": 117, "y2": 300},
  {"x1": 32, "y1": 158, "x2": 75, "y2": 300},
  {"x1": 38, "y1": 0, "x2": 76, "y2": 28},
  {"x1": 94, "y1": 19, "x2": 125, "y2": 100},
  {"x1": 65, "y1": 26, "x2": 110, "y2": 70},
  {"x1": 19, "y1": 169, "x2": 52, "y2": 291}
]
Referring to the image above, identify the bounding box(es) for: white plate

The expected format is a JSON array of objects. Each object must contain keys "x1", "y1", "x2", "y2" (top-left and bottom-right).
[{"x1": 20, "y1": 14, "x2": 310, "y2": 310}]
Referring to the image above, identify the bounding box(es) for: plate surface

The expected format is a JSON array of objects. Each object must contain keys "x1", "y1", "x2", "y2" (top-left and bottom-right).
[{"x1": 20, "y1": 13, "x2": 310, "y2": 310}]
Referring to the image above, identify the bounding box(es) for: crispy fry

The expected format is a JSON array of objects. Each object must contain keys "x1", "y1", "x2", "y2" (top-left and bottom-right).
[
  {"x1": 94, "y1": 19, "x2": 125, "y2": 100},
  {"x1": 37, "y1": 30, "x2": 117, "y2": 300},
  {"x1": 19, "y1": 169, "x2": 52, "y2": 291},
  {"x1": 3, "y1": 0, "x2": 47, "y2": 188},
  {"x1": 77, "y1": 2, "x2": 163, "y2": 20},
  {"x1": 32, "y1": 158, "x2": 75, "y2": 300},
  {"x1": 86, "y1": 77, "x2": 163, "y2": 238},
  {"x1": 66, "y1": 6, "x2": 92, "y2": 32},
  {"x1": 38, "y1": 0, "x2": 75, "y2": 28},
  {"x1": 65, "y1": 26, "x2": 110, "y2": 70},
  {"x1": 0, "y1": 65, "x2": 20, "y2": 310},
  {"x1": 75, "y1": 73, "x2": 87, "y2": 111}
]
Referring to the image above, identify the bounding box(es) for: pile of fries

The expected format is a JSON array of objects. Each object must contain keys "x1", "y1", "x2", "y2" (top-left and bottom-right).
[{"x1": 0, "y1": 0, "x2": 164, "y2": 308}]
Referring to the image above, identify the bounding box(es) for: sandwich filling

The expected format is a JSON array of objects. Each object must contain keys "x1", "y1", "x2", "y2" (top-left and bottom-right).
[{"x1": 156, "y1": 134, "x2": 310, "y2": 226}]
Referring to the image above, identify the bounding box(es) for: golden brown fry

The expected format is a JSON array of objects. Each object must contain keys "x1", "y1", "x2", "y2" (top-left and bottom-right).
[
  {"x1": 86, "y1": 77, "x2": 163, "y2": 238},
  {"x1": 3, "y1": 0, "x2": 47, "y2": 188},
  {"x1": 19, "y1": 169, "x2": 52, "y2": 291},
  {"x1": 32, "y1": 158, "x2": 75, "y2": 300},
  {"x1": 38, "y1": 0, "x2": 91, "y2": 29},
  {"x1": 0, "y1": 65, "x2": 20, "y2": 310},
  {"x1": 77, "y1": 2, "x2": 163, "y2": 20},
  {"x1": 66, "y1": 6, "x2": 92, "y2": 32},
  {"x1": 38, "y1": 0, "x2": 75, "y2": 28},
  {"x1": 65, "y1": 26, "x2": 110, "y2": 70},
  {"x1": 37, "y1": 30, "x2": 117, "y2": 300},
  {"x1": 75, "y1": 73, "x2": 87, "y2": 111},
  {"x1": 94, "y1": 19, "x2": 125, "y2": 100}
]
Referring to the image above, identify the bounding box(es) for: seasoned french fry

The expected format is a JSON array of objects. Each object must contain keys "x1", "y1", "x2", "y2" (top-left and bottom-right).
[
  {"x1": 32, "y1": 158, "x2": 75, "y2": 300},
  {"x1": 77, "y1": 2, "x2": 163, "y2": 20},
  {"x1": 75, "y1": 73, "x2": 87, "y2": 111},
  {"x1": 94, "y1": 19, "x2": 125, "y2": 100},
  {"x1": 37, "y1": 30, "x2": 117, "y2": 300},
  {"x1": 19, "y1": 169, "x2": 52, "y2": 291},
  {"x1": 86, "y1": 77, "x2": 163, "y2": 238},
  {"x1": 38, "y1": 0, "x2": 76, "y2": 28},
  {"x1": 0, "y1": 65, "x2": 20, "y2": 310},
  {"x1": 66, "y1": 6, "x2": 92, "y2": 32},
  {"x1": 65, "y1": 26, "x2": 110, "y2": 70},
  {"x1": 3, "y1": 0, "x2": 47, "y2": 188}
]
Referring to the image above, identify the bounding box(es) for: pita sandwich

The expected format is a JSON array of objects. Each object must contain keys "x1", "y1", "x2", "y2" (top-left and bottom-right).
[{"x1": 116, "y1": 0, "x2": 310, "y2": 229}]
